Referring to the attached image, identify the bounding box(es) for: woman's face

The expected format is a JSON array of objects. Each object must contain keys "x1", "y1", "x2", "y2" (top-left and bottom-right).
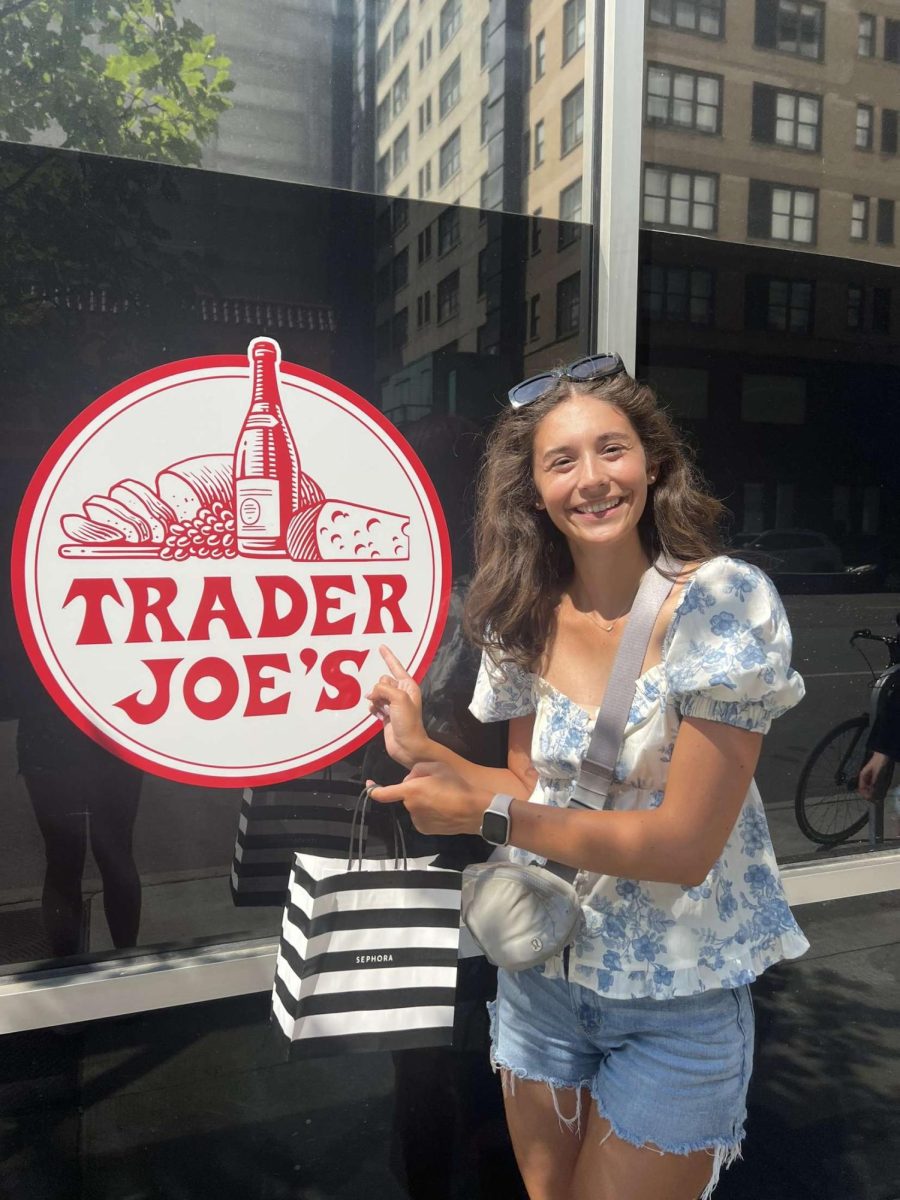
[{"x1": 531, "y1": 392, "x2": 653, "y2": 553}]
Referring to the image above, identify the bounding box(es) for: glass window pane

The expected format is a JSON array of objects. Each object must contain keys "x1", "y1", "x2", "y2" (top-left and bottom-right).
[{"x1": 670, "y1": 172, "x2": 692, "y2": 200}]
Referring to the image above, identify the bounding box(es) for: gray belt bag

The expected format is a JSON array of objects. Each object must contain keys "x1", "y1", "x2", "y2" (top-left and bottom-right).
[{"x1": 461, "y1": 555, "x2": 679, "y2": 973}]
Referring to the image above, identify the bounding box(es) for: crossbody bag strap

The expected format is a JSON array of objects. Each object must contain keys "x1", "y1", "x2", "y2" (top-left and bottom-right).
[{"x1": 568, "y1": 553, "x2": 681, "y2": 813}]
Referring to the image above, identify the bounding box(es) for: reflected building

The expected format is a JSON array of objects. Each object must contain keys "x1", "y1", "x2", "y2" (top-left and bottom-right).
[{"x1": 639, "y1": 0, "x2": 900, "y2": 564}]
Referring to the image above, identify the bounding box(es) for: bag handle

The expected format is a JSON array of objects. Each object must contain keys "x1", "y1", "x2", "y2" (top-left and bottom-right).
[
  {"x1": 568, "y1": 553, "x2": 681, "y2": 813},
  {"x1": 349, "y1": 784, "x2": 409, "y2": 871}
]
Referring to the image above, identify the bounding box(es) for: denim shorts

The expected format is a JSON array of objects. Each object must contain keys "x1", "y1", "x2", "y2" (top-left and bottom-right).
[{"x1": 488, "y1": 965, "x2": 754, "y2": 1197}]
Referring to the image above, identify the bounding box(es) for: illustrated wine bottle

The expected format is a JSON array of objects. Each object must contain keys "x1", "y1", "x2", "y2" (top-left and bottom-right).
[{"x1": 235, "y1": 338, "x2": 301, "y2": 556}]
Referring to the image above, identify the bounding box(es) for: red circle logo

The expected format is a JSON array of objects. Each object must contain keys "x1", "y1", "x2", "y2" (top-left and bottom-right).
[{"x1": 12, "y1": 339, "x2": 451, "y2": 786}]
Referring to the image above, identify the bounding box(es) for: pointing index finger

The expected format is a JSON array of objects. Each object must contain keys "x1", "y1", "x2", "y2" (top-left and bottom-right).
[{"x1": 379, "y1": 644, "x2": 413, "y2": 682}]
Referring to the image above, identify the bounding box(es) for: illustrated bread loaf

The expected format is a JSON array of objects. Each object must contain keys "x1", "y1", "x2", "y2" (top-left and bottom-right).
[
  {"x1": 109, "y1": 480, "x2": 176, "y2": 543},
  {"x1": 299, "y1": 472, "x2": 325, "y2": 509},
  {"x1": 156, "y1": 455, "x2": 234, "y2": 521},
  {"x1": 287, "y1": 501, "x2": 410, "y2": 561},
  {"x1": 84, "y1": 496, "x2": 151, "y2": 543},
  {"x1": 61, "y1": 514, "x2": 124, "y2": 544}
]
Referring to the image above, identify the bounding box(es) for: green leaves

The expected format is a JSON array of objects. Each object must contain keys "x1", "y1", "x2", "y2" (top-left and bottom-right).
[{"x1": 0, "y1": 0, "x2": 233, "y2": 166}]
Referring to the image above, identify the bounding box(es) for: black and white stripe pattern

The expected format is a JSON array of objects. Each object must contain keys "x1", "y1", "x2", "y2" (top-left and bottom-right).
[
  {"x1": 230, "y1": 782, "x2": 365, "y2": 907},
  {"x1": 272, "y1": 851, "x2": 462, "y2": 1059}
]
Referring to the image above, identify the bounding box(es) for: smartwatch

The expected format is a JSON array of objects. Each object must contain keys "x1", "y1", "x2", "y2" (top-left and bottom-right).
[{"x1": 480, "y1": 793, "x2": 514, "y2": 847}]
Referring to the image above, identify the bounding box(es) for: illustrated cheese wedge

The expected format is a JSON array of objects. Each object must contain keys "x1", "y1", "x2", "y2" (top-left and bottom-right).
[
  {"x1": 84, "y1": 496, "x2": 151, "y2": 543},
  {"x1": 109, "y1": 479, "x2": 176, "y2": 543},
  {"x1": 287, "y1": 501, "x2": 410, "y2": 561},
  {"x1": 156, "y1": 455, "x2": 234, "y2": 521},
  {"x1": 61, "y1": 514, "x2": 124, "y2": 544}
]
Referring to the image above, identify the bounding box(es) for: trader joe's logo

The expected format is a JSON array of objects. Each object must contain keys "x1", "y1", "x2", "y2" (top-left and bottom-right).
[{"x1": 12, "y1": 339, "x2": 450, "y2": 786}]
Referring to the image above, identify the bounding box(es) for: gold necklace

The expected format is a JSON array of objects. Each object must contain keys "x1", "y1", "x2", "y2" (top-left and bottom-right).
[{"x1": 589, "y1": 607, "x2": 631, "y2": 634}]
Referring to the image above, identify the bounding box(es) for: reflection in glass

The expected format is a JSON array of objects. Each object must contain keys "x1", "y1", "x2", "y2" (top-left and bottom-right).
[{"x1": 640, "y1": 2, "x2": 900, "y2": 864}]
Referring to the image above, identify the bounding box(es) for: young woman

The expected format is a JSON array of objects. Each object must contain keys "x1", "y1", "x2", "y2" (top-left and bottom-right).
[{"x1": 367, "y1": 356, "x2": 808, "y2": 1200}]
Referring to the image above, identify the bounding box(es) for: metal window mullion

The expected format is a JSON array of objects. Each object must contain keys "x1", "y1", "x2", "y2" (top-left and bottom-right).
[{"x1": 592, "y1": 0, "x2": 646, "y2": 372}]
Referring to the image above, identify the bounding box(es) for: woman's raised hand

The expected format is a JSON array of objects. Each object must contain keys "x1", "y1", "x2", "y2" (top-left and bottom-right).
[{"x1": 366, "y1": 645, "x2": 430, "y2": 768}]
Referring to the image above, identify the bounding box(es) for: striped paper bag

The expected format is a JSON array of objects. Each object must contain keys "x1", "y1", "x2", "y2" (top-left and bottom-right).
[
  {"x1": 230, "y1": 780, "x2": 366, "y2": 908},
  {"x1": 271, "y1": 846, "x2": 462, "y2": 1059}
]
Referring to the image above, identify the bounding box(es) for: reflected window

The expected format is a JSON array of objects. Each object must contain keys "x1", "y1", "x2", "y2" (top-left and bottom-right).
[
  {"x1": 523, "y1": 129, "x2": 531, "y2": 173},
  {"x1": 440, "y1": 0, "x2": 462, "y2": 49},
  {"x1": 756, "y1": 0, "x2": 824, "y2": 60},
  {"x1": 376, "y1": 37, "x2": 391, "y2": 83},
  {"x1": 477, "y1": 248, "x2": 488, "y2": 297},
  {"x1": 876, "y1": 198, "x2": 895, "y2": 245},
  {"x1": 377, "y1": 96, "x2": 391, "y2": 138},
  {"x1": 646, "y1": 65, "x2": 722, "y2": 133},
  {"x1": 377, "y1": 151, "x2": 391, "y2": 190},
  {"x1": 858, "y1": 13, "x2": 875, "y2": 57},
  {"x1": 392, "y1": 67, "x2": 409, "y2": 117},
  {"x1": 481, "y1": 17, "x2": 489, "y2": 68},
  {"x1": 642, "y1": 264, "x2": 714, "y2": 324},
  {"x1": 747, "y1": 276, "x2": 814, "y2": 333},
  {"x1": 419, "y1": 29, "x2": 433, "y2": 69},
  {"x1": 535, "y1": 118, "x2": 545, "y2": 165},
  {"x1": 417, "y1": 225, "x2": 432, "y2": 261},
  {"x1": 648, "y1": 0, "x2": 724, "y2": 37},
  {"x1": 417, "y1": 160, "x2": 432, "y2": 197},
  {"x1": 416, "y1": 290, "x2": 432, "y2": 326},
  {"x1": 561, "y1": 84, "x2": 584, "y2": 155},
  {"x1": 531, "y1": 209, "x2": 543, "y2": 254},
  {"x1": 375, "y1": 0, "x2": 390, "y2": 24},
  {"x1": 437, "y1": 206, "x2": 460, "y2": 255},
  {"x1": 439, "y1": 57, "x2": 461, "y2": 118},
  {"x1": 556, "y1": 272, "x2": 581, "y2": 337},
  {"x1": 643, "y1": 164, "x2": 718, "y2": 232},
  {"x1": 535, "y1": 30, "x2": 546, "y2": 79},
  {"x1": 873, "y1": 287, "x2": 891, "y2": 333},
  {"x1": 886, "y1": 18, "x2": 900, "y2": 63},
  {"x1": 558, "y1": 178, "x2": 583, "y2": 249},
  {"x1": 847, "y1": 284, "x2": 864, "y2": 330},
  {"x1": 882, "y1": 109, "x2": 898, "y2": 154},
  {"x1": 563, "y1": 0, "x2": 586, "y2": 62},
  {"x1": 392, "y1": 307, "x2": 409, "y2": 347},
  {"x1": 393, "y1": 2, "x2": 410, "y2": 52},
  {"x1": 851, "y1": 196, "x2": 869, "y2": 241},
  {"x1": 439, "y1": 128, "x2": 461, "y2": 186},
  {"x1": 392, "y1": 248, "x2": 409, "y2": 292},
  {"x1": 393, "y1": 126, "x2": 409, "y2": 174},
  {"x1": 856, "y1": 103, "x2": 873, "y2": 149},
  {"x1": 748, "y1": 179, "x2": 817, "y2": 244},
  {"x1": 392, "y1": 196, "x2": 409, "y2": 233},
  {"x1": 529, "y1": 294, "x2": 540, "y2": 339},
  {"x1": 752, "y1": 84, "x2": 820, "y2": 151},
  {"x1": 437, "y1": 269, "x2": 460, "y2": 321},
  {"x1": 741, "y1": 374, "x2": 807, "y2": 424},
  {"x1": 480, "y1": 97, "x2": 489, "y2": 144},
  {"x1": 418, "y1": 96, "x2": 433, "y2": 135}
]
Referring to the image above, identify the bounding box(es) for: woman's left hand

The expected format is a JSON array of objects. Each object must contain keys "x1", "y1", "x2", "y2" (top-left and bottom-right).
[{"x1": 368, "y1": 762, "x2": 492, "y2": 837}]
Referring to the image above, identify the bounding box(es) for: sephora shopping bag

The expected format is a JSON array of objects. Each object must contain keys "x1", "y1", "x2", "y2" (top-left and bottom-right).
[
  {"x1": 271, "y1": 792, "x2": 462, "y2": 1059},
  {"x1": 230, "y1": 779, "x2": 365, "y2": 908}
]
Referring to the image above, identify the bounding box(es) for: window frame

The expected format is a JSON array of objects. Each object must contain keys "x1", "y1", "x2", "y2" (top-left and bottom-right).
[
  {"x1": 647, "y1": 0, "x2": 725, "y2": 38},
  {"x1": 561, "y1": 83, "x2": 585, "y2": 156},
  {"x1": 642, "y1": 163, "x2": 720, "y2": 234},
  {"x1": 646, "y1": 62, "x2": 723, "y2": 135},
  {"x1": 563, "y1": 0, "x2": 587, "y2": 62}
]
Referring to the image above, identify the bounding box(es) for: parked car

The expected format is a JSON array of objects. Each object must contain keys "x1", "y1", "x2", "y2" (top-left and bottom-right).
[{"x1": 729, "y1": 528, "x2": 844, "y2": 574}]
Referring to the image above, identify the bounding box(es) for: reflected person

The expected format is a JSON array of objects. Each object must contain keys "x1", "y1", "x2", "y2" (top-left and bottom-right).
[
  {"x1": 369, "y1": 361, "x2": 809, "y2": 1200},
  {"x1": 858, "y1": 675, "x2": 900, "y2": 832},
  {"x1": 18, "y1": 689, "x2": 142, "y2": 958}
]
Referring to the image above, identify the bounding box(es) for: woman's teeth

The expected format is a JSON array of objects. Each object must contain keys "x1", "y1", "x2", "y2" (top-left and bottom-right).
[{"x1": 576, "y1": 498, "x2": 622, "y2": 514}]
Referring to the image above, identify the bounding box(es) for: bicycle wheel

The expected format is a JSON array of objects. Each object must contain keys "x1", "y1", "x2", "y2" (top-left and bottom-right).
[{"x1": 795, "y1": 716, "x2": 872, "y2": 846}]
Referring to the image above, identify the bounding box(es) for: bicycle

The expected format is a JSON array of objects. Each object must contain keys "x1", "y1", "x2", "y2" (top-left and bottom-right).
[{"x1": 794, "y1": 615, "x2": 900, "y2": 846}]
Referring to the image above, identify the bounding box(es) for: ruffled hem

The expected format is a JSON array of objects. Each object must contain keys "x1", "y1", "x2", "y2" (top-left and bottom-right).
[{"x1": 555, "y1": 930, "x2": 811, "y2": 999}]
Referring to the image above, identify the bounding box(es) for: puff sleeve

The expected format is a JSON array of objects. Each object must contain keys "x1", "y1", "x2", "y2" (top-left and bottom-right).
[
  {"x1": 469, "y1": 647, "x2": 535, "y2": 722},
  {"x1": 665, "y1": 557, "x2": 805, "y2": 735}
]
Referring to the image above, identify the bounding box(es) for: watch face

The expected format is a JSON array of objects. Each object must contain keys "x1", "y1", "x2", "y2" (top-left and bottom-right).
[{"x1": 481, "y1": 809, "x2": 509, "y2": 846}]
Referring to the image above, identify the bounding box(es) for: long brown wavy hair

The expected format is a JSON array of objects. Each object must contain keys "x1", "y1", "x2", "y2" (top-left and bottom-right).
[{"x1": 464, "y1": 371, "x2": 726, "y2": 670}]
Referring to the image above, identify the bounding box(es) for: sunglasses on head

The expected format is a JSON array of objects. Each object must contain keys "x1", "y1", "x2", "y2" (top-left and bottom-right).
[{"x1": 507, "y1": 353, "x2": 626, "y2": 410}]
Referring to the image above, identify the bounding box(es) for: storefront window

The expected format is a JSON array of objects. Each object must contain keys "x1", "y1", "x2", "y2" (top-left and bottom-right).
[{"x1": 639, "y1": 0, "x2": 900, "y2": 865}]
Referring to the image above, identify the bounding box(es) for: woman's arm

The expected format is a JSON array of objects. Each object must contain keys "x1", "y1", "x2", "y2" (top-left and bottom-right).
[{"x1": 370, "y1": 716, "x2": 763, "y2": 887}]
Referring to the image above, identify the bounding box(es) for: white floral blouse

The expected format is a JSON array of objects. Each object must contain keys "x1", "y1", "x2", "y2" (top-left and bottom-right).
[{"x1": 469, "y1": 555, "x2": 810, "y2": 999}]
